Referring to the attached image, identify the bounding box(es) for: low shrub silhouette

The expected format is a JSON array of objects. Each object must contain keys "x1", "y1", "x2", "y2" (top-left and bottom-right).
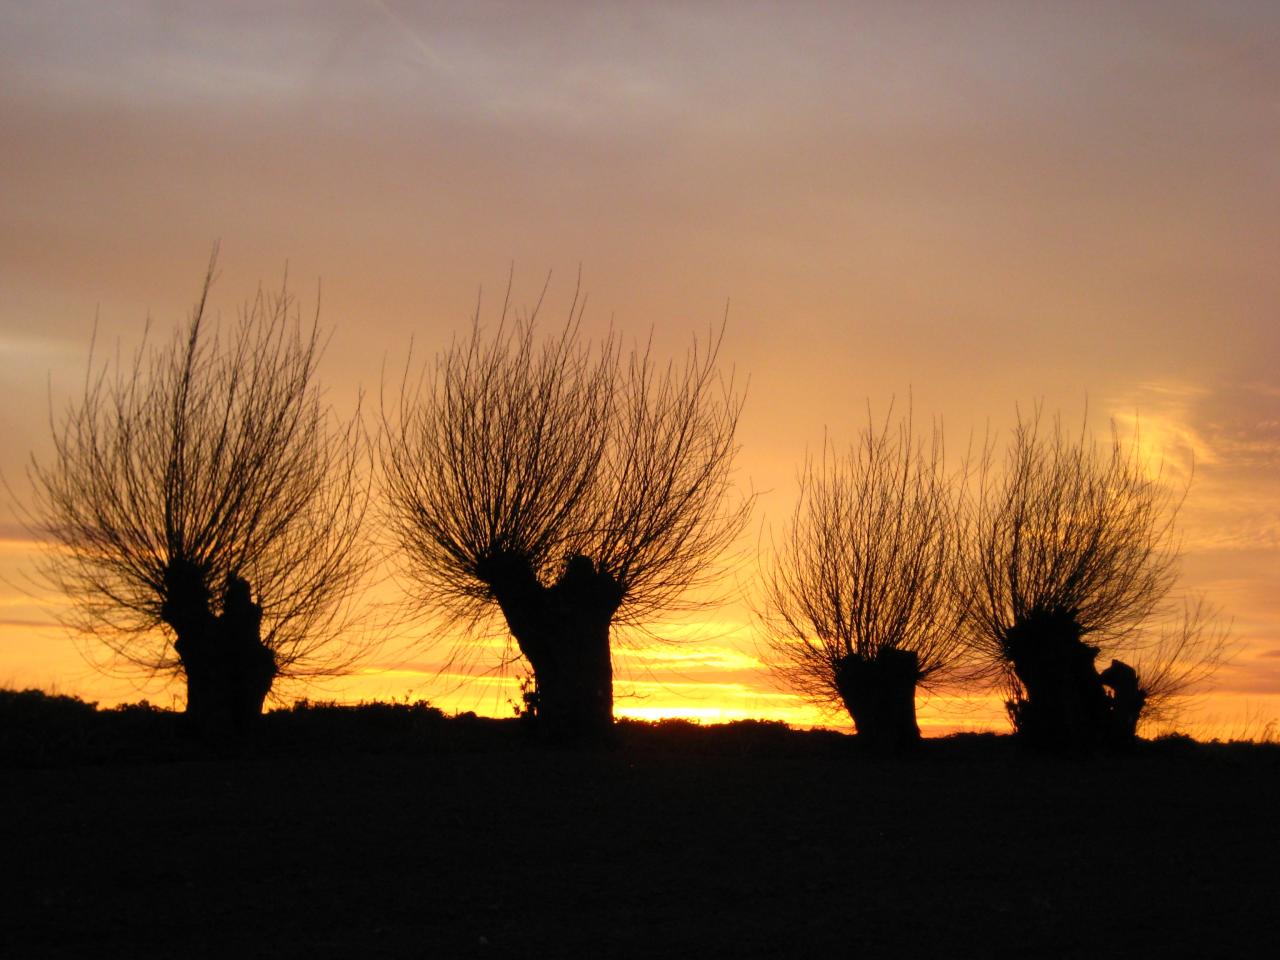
[
  {"x1": 0, "y1": 689, "x2": 185, "y2": 765},
  {"x1": 265, "y1": 698, "x2": 451, "y2": 755}
]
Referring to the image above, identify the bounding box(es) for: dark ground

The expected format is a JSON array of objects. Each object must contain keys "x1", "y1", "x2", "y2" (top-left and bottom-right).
[{"x1": 2, "y1": 692, "x2": 1278, "y2": 959}]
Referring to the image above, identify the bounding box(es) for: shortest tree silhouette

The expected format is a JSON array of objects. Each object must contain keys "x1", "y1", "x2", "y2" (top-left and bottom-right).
[
  {"x1": 761, "y1": 409, "x2": 966, "y2": 752},
  {"x1": 27, "y1": 254, "x2": 371, "y2": 740},
  {"x1": 960, "y1": 409, "x2": 1225, "y2": 752}
]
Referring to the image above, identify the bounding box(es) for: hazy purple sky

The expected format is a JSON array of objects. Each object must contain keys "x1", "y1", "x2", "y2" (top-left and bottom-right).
[{"x1": 2, "y1": 1, "x2": 1277, "y2": 731}]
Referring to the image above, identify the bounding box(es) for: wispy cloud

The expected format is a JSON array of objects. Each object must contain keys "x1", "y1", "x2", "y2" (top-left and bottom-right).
[
  {"x1": 0, "y1": 333, "x2": 80, "y2": 359},
  {"x1": 1107, "y1": 378, "x2": 1280, "y2": 553},
  {"x1": 0, "y1": 617, "x2": 60, "y2": 629}
]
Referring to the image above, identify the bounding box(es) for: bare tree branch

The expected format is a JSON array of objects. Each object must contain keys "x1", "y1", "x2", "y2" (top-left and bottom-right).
[
  {"x1": 957, "y1": 406, "x2": 1227, "y2": 745},
  {"x1": 759, "y1": 405, "x2": 965, "y2": 745},
  {"x1": 26, "y1": 253, "x2": 374, "y2": 706},
  {"x1": 379, "y1": 280, "x2": 752, "y2": 735}
]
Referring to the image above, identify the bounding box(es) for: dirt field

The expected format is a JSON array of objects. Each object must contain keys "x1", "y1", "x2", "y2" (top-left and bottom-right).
[{"x1": 3, "y1": 699, "x2": 1278, "y2": 958}]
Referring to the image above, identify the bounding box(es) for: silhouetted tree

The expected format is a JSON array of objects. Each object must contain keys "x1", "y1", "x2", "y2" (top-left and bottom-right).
[
  {"x1": 27, "y1": 255, "x2": 371, "y2": 739},
  {"x1": 959, "y1": 409, "x2": 1224, "y2": 751},
  {"x1": 760, "y1": 410, "x2": 966, "y2": 751},
  {"x1": 381, "y1": 284, "x2": 751, "y2": 740}
]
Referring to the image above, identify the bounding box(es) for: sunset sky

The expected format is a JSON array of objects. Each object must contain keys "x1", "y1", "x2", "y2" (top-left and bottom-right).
[{"x1": 2, "y1": 1, "x2": 1277, "y2": 736}]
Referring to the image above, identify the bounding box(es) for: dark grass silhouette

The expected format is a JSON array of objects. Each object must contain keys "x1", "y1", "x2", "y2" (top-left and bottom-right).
[
  {"x1": 3, "y1": 690, "x2": 1278, "y2": 959},
  {"x1": 0, "y1": 688, "x2": 187, "y2": 765}
]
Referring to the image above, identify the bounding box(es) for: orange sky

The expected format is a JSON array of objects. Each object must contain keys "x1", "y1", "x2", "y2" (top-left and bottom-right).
[{"x1": 2, "y1": 2, "x2": 1277, "y2": 737}]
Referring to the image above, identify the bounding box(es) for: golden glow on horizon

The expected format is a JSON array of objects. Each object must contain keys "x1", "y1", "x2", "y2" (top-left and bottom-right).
[
  {"x1": 6, "y1": 610, "x2": 1274, "y2": 741},
  {"x1": 1, "y1": 376, "x2": 1274, "y2": 738}
]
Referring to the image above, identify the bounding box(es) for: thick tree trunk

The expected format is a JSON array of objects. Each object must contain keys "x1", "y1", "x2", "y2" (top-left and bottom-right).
[
  {"x1": 833, "y1": 647, "x2": 921, "y2": 753},
  {"x1": 163, "y1": 562, "x2": 277, "y2": 741},
  {"x1": 1003, "y1": 608, "x2": 1134, "y2": 752},
  {"x1": 483, "y1": 553, "x2": 622, "y2": 742},
  {"x1": 522, "y1": 602, "x2": 614, "y2": 739}
]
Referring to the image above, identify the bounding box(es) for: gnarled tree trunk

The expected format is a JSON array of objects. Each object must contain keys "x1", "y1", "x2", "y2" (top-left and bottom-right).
[
  {"x1": 484, "y1": 553, "x2": 622, "y2": 741},
  {"x1": 162, "y1": 562, "x2": 277, "y2": 741},
  {"x1": 1003, "y1": 608, "x2": 1140, "y2": 752},
  {"x1": 833, "y1": 647, "x2": 921, "y2": 752}
]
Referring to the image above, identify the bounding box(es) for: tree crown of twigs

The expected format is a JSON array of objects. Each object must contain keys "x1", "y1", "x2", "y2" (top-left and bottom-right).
[
  {"x1": 958, "y1": 407, "x2": 1227, "y2": 710},
  {"x1": 27, "y1": 253, "x2": 372, "y2": 678},
  {"x1": 760, "y1": 405, "x2": 967, "y2": 706},
  {"x1": 380, "y1": 278, "x2": 753, "y2": 632}
]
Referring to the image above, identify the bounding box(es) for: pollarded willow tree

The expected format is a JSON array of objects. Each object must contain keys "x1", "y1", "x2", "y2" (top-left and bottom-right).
[
  {"x1": 958, "y1": 409, "x2": 1225, "y2": 751},
  {"x1": 760, "y1": 409, "x2": 967, "y2": 751},
  {"x1": 28, "y1": 257, "x2": 371, "y2": 737},
  {"x1": 381, "y1": 285, "x2": 752, "y2": 739}
]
